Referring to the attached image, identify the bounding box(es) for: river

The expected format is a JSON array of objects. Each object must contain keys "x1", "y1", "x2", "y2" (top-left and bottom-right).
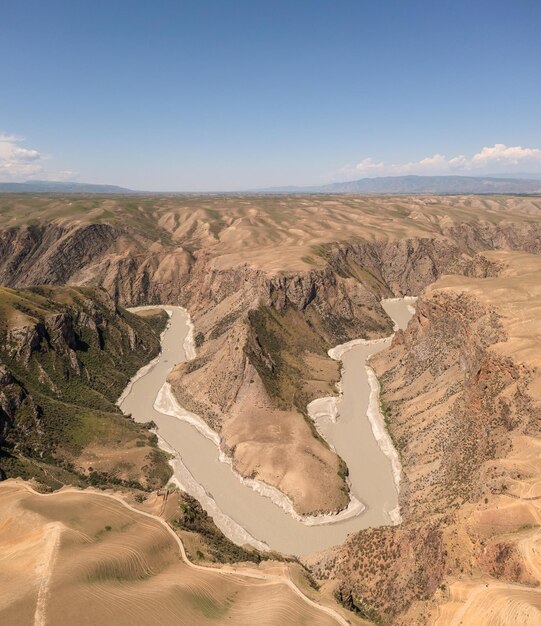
[{"x1": 119, "y1": 299, "x2": 415, "y2": 555}]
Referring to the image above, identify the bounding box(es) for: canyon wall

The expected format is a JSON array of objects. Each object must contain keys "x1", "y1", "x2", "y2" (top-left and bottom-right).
[
  {"x1": 0, "y1": 285, "x2": 171, "y2": 491},
  {"x1": 308, "y1": 251, "x2": 541, "y2": 624},
  {"x1": 1, "y1": 197, "x2": 541, "y2": 624},
  {"x1": 2, "y1": 198, "x2": 541, "y2": 517}
]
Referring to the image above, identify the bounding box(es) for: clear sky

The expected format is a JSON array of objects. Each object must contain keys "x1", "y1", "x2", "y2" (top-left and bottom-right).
[{"x1": 1, "y1": 0, "x2": 540, "y2": 190}]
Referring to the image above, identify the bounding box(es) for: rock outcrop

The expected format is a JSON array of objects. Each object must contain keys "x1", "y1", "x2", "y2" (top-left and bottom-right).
[
  {"x1": 0, "y1": 285, "x2": 170, "y2": 491},
  {"x1": 2, "y1": 195, "x2": 541, "y2": 516},
  {"x1": 308, "y1": 251, "x2": 541, "y2": 624},
  {"x1": 2, "y1": 195, "x2": 541, "y2": 622}
]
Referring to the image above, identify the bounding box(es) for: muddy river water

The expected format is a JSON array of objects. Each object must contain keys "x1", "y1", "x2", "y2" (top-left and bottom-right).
[{"x1": 119, "y1": 299, "x2": 415, "y2": 555}]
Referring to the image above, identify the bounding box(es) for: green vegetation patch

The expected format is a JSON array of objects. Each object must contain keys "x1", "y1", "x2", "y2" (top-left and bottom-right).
[
  {"x1": 246, "y1": 304, "x2": 336, "y2": 413},
  {"x1": 0, "y1": 285, "x2": 171, "y2": 491},
  {"x1": 172, "y1": 493, "x2": 289, "y2": 565},
  {"x1": 186, "y1": 591, "x2": 232, "y2": 619}
]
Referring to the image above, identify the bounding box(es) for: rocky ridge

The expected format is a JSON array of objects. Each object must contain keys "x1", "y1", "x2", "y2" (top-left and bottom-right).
[
  {"x1": 307, "y1": 251, "x2": 541, "y2": 624},
  {"x1": 2, "y1": 196, "x2": 541, "y2": 515},
  {"x1": 0, "y1": 285, "x2": 170, "y2": 491}
]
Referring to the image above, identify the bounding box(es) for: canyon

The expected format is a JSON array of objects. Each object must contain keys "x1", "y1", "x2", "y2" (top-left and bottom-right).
[
  {"x1": 118, "y1": 298, "x2": 413, "y2": 555},
  {"x1": 307, "y1": 250, "x2": 541, "y2": 624},
  {"x1": 0, "y1": 284, "x2": 171, "y2": 491},
  {"x1": 1, "y1": 193, "x2": 541, "y2": 624}
]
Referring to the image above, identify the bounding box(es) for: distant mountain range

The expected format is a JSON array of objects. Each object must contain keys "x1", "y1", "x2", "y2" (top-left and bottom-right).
[
  {"x1": 1, "y1": 175, "x2": 541, "y2": 195},
  {"x1": 258, "y1": 175, "x2": 541, "y2": 194},
  {"x1": 0, "y1": 180, "x2": 132, "y2": 193}
]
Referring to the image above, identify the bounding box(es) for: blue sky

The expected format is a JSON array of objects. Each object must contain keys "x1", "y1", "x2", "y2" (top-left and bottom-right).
[{"x1": 1, "y1": 0, "x2": 540, "y2": 190}]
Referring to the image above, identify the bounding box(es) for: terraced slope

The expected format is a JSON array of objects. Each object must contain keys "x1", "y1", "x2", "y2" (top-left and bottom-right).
[{"x1": 0, "y1": 480, "x2": 357, "y2": 626}]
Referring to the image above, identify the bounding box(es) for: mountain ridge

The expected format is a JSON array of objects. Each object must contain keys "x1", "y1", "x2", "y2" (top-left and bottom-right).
[
  {"x1": 257, "y1": 174, "x2": 541, "y2": 194},
  {"x1": 0, "y1": 180, "x2": 133, "y2": 193},
  {"x1": 3, "y1": 174, "x2": 541, "y2": 195}
]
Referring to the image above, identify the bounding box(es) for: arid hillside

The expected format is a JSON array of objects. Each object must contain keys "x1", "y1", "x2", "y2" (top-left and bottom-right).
[
  {"x1": 1, "y1": 194, "x2": 541, "y2": 515},
  {"x1": 307, "y1": 251, "x2": 541, "y2": 625},
  {"x1": 1, "y1": 195, "x2": 541, "y2": 624},
  {"x1": 1, "y1": 194, "x2": 541, "y2": 282},
  {"x1": 0, "y1": 480, "x2": 359, "y2": 626}
]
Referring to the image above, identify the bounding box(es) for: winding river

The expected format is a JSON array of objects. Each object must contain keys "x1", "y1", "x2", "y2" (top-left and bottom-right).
[{"x1": 119, "y1": 299, "x2": 415, "y2": 555}]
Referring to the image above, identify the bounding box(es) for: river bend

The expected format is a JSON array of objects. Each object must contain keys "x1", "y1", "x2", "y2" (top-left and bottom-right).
[{"x1": 119, "y1": 299, "x2": 414, "y2": 555}]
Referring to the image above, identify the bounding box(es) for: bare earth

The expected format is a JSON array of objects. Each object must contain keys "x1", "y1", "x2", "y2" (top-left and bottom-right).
[
  {"x1": 307, "y1": 250, "x2": 541, "y2": 624},
  {"x1": 0, "y1": 480, "x2": 358, "y2": 626},
  {"x1": 428, "y1": 251, "x2": 541, "y2": 625},
  {"x1": 2, "y1": 194, "x2": 541, "y2": 517},
  {"x1": 2, "y1": 194, "x2": 541, "y2": 624}
]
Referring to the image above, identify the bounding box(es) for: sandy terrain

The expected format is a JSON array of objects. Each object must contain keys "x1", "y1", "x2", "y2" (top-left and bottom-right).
[{"x1": 0, "y1": 480, "x2": 356, "y2": 626}]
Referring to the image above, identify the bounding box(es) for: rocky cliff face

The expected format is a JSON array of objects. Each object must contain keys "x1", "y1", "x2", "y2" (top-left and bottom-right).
[
  {"x1": 2, "y1": 198, "x2": 541, "y2": 305},
  {"x1": 165, "y1": 232, "x2": 521, "y2": 514},
  {"x1": 308, "y1": 251, "x2": 541, "y2": 624},
  {"x1": 323, "y1": 235, "x2": 506, "y2": 296},
  {"x1": 375, "y1": 292, "x2": 518, "y2": 517},
  {"x1": 0, "y1": 223, "x2": 193, "y2": 305},
  {"x1": 0, "y1": 285, "x2": 170, "y2": 491},
  {"x1": 2, "y1": 196, "x2": 541, "y2": 623},
  {"x1": 170, "y1": 255, "x2": 404, "y2": 515},
  {"x1": 2, "y1": 198, "x2": 541, "y2": 517},
  {"x1": 0, "y1": 223, "x2": 120, "y2": 286}
]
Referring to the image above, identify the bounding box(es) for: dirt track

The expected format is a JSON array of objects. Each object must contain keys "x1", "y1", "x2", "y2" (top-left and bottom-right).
[{"x1": 0, "y1": 480, "x2": 354, "y2": 626}]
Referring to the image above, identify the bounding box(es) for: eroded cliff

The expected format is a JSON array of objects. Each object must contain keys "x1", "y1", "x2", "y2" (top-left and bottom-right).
[
  {"x1": 0, "y1": 285, "x2": 171, "y2": 491},
  {"x1": 2, "y1": 195, "x2": 541, "y2": 517},
  {"x1": 307, "y1": 251, "x2": 541, "y2": 625}
]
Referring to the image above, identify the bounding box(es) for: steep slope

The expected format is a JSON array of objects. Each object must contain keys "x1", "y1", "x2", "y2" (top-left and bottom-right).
[
  {"x1": 2, "y1": 195, "x2": 541, "y2": 515},
  {"x1": 0, "y1": 221, "x2": 192, "y2": 304},
  {"x1": 0, "y1": 285, "x2": 170, "y2": 491},
  {"x1": 168, "y1": 262, "x2": 393, "y2": 515},
  {"x1": 307, "y1": 251, "x2": 541, "y2": 625},
  {"x1": 165, "y1": 231, "x2": 530, "y2": 515},
  {"x1": 2, "y1": 195, "x2": 541, "y2": 625}
]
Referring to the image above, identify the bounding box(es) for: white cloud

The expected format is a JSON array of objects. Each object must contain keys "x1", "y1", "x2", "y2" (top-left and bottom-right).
[
  {"x1": 355, "y1": 157, "x2": 385, "y2": 174},
  {"x1": 0, "y1": 134, "x2": 46, "y2": 181},
  {"x1": 337, "y1": 143, "x2": 541, "y2": 180},
  {"x1": 448, "y1": 155, "x2": 468, "y2": 169},
  {"x1": 0, "y1": 133, "x2": 79, "y2": 182},
  {"x1": 397, "y1": 153, "x2": 449, "y2": 175},
  {"x1": 469, "y1": 143, "x2": 541, "y2": 169}
]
